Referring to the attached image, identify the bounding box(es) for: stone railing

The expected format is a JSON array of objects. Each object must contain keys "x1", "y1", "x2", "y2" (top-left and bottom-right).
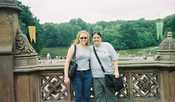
[
  {"x1": 14, "y1": 59, "x2": 70, "y2": 102},
  {"x1": 14, "y1": 58, "x2": 175, "y2": 102},
  {"x1": 13, "y1": 32, "x2": 175, "y2": 102}
]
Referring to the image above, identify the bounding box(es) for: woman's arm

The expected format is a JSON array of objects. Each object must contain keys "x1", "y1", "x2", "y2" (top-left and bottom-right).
[
  {"x1": 106, "y1": 42, "x2": 119, "y2": 78},
  {"x1": 112, "y1": 60, "x2": 119, "y2": 78},
  {"x1": 64, "y1": 45, "x2": 74, "y2": 84}
]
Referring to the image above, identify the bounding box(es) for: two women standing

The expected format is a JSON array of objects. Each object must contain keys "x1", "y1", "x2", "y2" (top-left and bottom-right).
[{"x1": 64, "y1": 31, "x2": 119, "y2": 102}]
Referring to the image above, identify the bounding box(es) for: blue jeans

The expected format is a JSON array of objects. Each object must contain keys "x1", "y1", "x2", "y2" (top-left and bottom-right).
[{"x1": 72, "y1": 69, "x2": 92, "y2": 102}]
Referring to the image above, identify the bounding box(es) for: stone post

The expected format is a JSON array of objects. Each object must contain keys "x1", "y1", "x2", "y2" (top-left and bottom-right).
[
  {"x1": 0, "y1": 0, "x2": 19, "y2": 102},
  {"x1": 157, "y1": 32, "x2": 175, "y2": 102}
]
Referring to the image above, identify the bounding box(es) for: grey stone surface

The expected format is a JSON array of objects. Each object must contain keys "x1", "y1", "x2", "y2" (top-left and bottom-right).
[
  {"x1": 157, "y1": 32, "x2": 175, "y2": 61},
  {"x1": 0, "y1": 1, "x2": 18, "y2": 102}
]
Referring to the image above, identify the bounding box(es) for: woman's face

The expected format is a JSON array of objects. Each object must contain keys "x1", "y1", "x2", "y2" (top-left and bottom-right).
[
  {"x1": 79, "y1": 32, "x2": 88, "y2": 46},
  {"x1": 93, "y1": 34, "x2": 102, "y2": 46}
]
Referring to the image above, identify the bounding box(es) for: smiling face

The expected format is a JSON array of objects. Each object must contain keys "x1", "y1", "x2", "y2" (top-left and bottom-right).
[
  {"x1": 92, "y1": 33, "x2": 102, "y2": 46},
  {"x1": 79, "y1": 32, "x2": 89, "y2": 46}
]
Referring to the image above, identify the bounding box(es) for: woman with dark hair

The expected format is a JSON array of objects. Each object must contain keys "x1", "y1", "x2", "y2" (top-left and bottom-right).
[
  {"x1": 64, "y1": 30, "x2": 92, "y2": 102},
  {"x1": 90, "y1": 32, "x2": 119, "y2": 102}
]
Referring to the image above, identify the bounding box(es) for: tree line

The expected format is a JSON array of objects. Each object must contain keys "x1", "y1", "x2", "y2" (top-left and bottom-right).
[{"x1": 17, "y1": 1, "x2": 175, "y2": 53}]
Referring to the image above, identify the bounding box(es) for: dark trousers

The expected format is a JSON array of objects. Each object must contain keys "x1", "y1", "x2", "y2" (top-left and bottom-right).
[
  {"x1": 72, "y1": 69, "x2": 92, "y2": 102},
  {"x1": 93, "y1": 78, "x2": 117, "y2": 102}
]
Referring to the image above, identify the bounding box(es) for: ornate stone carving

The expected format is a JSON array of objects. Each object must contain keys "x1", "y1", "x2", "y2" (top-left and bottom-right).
[
  {"x1": 40, "y1": 72, "x2": 68, "y2": 101},
  {"x1": 15, "y1": 29, "x2": 37, "y2": 55},
  {"x1": 131, "y1": 72, "x2": 160, "y2": 98}
]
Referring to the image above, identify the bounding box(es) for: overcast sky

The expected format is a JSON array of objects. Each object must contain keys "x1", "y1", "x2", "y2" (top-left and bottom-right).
[{"x1": 19, "y1": 0, "x2": 175, "y2": 24}]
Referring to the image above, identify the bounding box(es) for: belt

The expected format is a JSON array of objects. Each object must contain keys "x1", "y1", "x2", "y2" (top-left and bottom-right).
[{"x1": 77, "y1": 69, "x2": 91, "y2": 72}]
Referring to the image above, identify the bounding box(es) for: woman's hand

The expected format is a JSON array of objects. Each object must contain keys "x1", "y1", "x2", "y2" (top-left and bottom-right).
[
  {"x1": 64, "y1": 76, "x2": 70, "y2": 88},
  {"x1": 114, "y1": 71, "x2": 119, "y2": 78}
]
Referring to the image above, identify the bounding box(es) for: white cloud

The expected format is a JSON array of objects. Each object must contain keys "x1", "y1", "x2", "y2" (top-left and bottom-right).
[{"x1": 19, "y1": 0, "x2": 175, "y2": 24}]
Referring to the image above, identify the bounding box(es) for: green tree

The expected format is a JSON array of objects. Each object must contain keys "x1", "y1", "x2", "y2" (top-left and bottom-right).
[
  {"x1": 17, "y1": 1, "x2": 44, "y2": 53},
  {"x1": 164, "y1": 14, "x2": 175, "y2": 37}
]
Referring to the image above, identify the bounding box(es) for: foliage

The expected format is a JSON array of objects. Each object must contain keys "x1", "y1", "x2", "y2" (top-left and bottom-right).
[
  {"x1": 17, "y1": 1, "x2": 175, "y2": 53},
  {"x1": 17, "y1": 1, "x2": 44, "y2": 53},
  {"x1": 41, "y1": 18, "x2": 162, "y2": 50},
  {"x1": 41, "y1": 18, "x2": 91, "y2": 48},
  {"x1": 164, "y1": 14, "x2": 175, "y2": 37}
]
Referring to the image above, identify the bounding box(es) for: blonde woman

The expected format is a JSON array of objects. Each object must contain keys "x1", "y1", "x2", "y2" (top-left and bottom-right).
[{"x1": 64, "y1": 30, "x2": 92, "y2": 102}]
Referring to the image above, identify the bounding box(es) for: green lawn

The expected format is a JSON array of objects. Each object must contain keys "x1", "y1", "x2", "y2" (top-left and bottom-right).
[
  {"x1": 118, "y1": 46, "x2": 159, "y2": 57},
  {"x1": 39, "y1": 46, "x2": 159, "y2": 58},
  {"x1": 40, "y1": 47, "x2": 68, "y2": 58}
]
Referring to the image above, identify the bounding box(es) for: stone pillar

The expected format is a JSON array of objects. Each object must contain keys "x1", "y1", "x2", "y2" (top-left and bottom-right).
[
  {"x1": 158, "y1": 32, "x2": 175, "y2": 61},
  {"x1": 14, "y1": 30, "x2": 39, "y2": 102},
  {"x1": 0, "y1": 0, "x2": 19, "y2": 102},
  {"x1": 157, "y1": 32, "x2": 175, "y2": 102}
]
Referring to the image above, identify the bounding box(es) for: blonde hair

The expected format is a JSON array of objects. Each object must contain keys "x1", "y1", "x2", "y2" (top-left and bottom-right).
[{"x1": 73, "y1": 30, "x2": 90, "y2": 45}]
